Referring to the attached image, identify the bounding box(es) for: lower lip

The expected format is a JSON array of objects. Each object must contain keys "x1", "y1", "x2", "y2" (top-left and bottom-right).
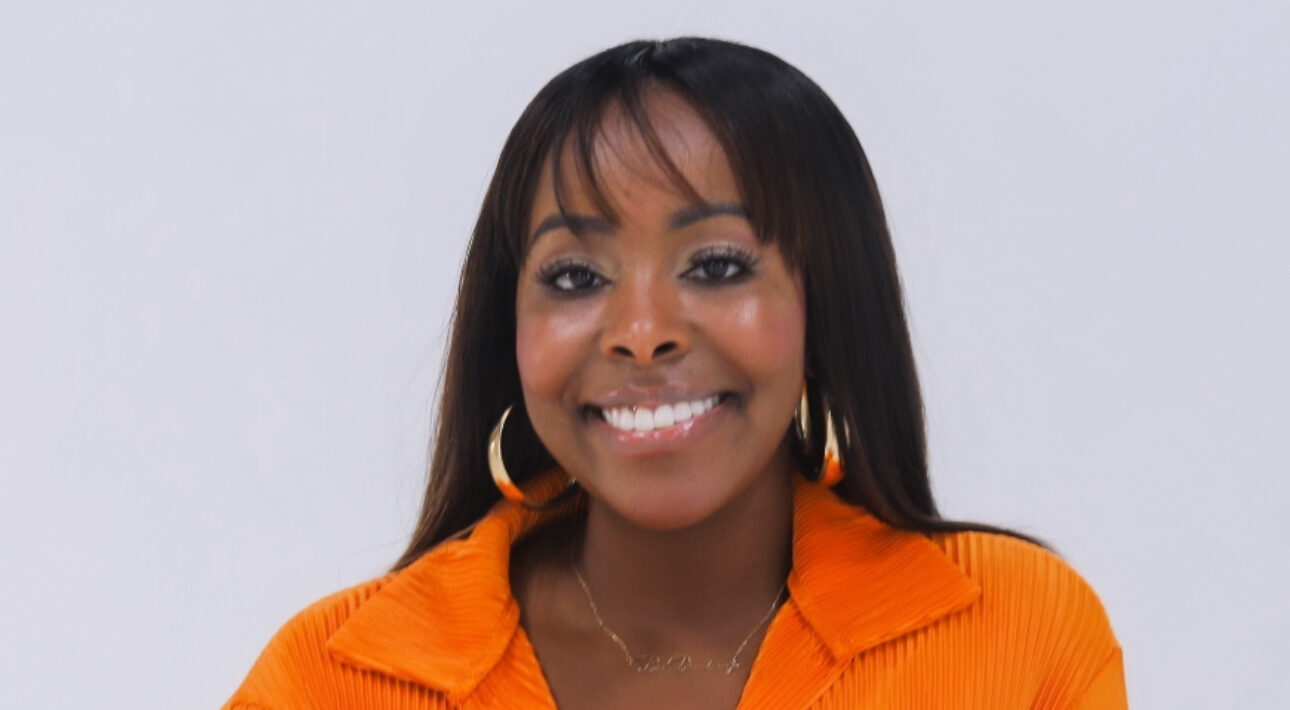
[{"x1": 591, "y1": 398, "x2": 730, "y2": 456}]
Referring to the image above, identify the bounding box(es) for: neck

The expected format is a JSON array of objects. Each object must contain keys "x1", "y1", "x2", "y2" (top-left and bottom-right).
[{"x1": 573, "y1": 449, "x2": 795, "y2": 645}]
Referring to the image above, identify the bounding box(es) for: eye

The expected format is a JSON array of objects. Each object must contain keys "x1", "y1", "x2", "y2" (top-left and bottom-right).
[
  {"x1": 682, "y1": 245, "x2": 759, "y2": 283},
  {"x1": 537, "y1": 259, "x2": 608, "y2": 294}
]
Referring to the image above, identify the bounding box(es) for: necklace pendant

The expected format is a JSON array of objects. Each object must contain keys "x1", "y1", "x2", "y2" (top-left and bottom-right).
[
  {"x1": 665, "y1": 655, "x2": 694, "y2": 672},
  {"x1": 718, "y1": 658, "x2": 740, "y2": 675},
  {"x1": 631, "y1": 654, "x2": 665, "y2": 672},
  {"x1": 572, "y1": 543, "x2": 788, "y2": 676}
]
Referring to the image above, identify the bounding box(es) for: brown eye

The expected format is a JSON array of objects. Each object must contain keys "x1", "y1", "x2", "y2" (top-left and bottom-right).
[
  {"x1": 537, "y1": 260, "x2": 607, "y2": 294},
  {"x1": 697, "y1": 258, "x2": 743, "y2": 280},
  {"x1": 554, "y1": 267, "x2": 602, "y2": 291},
  {"x1": 682, "y1": 245, "x2": 759, "y2": 283}
]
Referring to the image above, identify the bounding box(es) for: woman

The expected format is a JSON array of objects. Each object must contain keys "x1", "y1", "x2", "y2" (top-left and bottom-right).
[{"x1": 225, "y1": 37, "x2": 1126, "y2": 709}]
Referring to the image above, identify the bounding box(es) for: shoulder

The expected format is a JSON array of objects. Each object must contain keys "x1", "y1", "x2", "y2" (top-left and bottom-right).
[
  {"x1": 928, "y1": 528, "x2": 1125, "y2": 703},
  {"x1": 221, "y1": 574, "x2": 395, "y2": 710},
  {"x1": 931, "y1": 528, "x2": 1115, "y2": 635}
]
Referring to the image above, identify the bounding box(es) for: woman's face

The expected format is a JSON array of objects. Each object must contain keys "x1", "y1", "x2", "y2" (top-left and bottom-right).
[{"x1": 515, "y1": 91, "x2": 806, "y2": 531}]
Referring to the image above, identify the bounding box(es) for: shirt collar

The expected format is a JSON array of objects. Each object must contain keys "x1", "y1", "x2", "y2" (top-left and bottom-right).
[
  {"x1": 326, "y1": 471, "x2": 980, "y2": 704},
  {"x1": 783, "y1": 475, "x2": 981, "y2": 659}
]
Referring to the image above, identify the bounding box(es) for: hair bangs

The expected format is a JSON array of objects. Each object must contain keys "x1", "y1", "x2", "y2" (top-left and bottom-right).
[
  {"x1": 542, "y1": 81, "x2": 720, "y2": 246},
  {"x1": 531, "y1": 73, "x2": 807, "y2": 269}
]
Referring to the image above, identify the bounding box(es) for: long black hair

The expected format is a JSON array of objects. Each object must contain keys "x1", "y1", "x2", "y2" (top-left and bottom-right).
[{"x1": 394, "y1": 37, "x2": 1041, "y2": 571}]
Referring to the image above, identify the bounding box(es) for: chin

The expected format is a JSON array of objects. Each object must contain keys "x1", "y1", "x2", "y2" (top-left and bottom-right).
[
  {"x1": 589, "y1": 468, "x2": 748, "y2": 532},
  {"x1": 612, "y1": 500, "x2": 723, "y2": 532}
]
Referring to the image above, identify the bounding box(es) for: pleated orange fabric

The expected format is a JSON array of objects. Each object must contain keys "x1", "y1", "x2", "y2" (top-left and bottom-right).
[{"x1": 224, "y1": 472, "x2": 1126, "y2": 709}]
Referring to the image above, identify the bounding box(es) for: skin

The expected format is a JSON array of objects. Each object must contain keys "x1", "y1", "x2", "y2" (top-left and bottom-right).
[{"x1": 511, "y1": 89, "x2": 806, "y2": 709}]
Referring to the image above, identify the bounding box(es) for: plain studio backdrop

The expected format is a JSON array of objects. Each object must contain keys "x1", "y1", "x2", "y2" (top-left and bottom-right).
[{"x1": 2, "y1": 1, "x2": 1286, "y2": 708}]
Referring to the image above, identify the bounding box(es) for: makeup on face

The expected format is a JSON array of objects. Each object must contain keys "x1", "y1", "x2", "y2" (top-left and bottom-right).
[{"x1": 513, "y1": 89, "x2": 805, "y2": 530}]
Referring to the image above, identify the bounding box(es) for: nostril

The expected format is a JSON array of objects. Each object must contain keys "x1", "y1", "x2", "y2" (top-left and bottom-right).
[
  {"x1": 653, "y1": 342, "x2": 678, "y2": 358},
  {"x1": 605, "y1": 340, "x2": 683, "y2": 363}
]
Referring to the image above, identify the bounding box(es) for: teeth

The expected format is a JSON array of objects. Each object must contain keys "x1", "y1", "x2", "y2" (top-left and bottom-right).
[
  {"x1": 634, "y1": 408, "x2": 654, "y2": 432},
  {"x1": 654, "y1": 406, "x2": 674, "y2": 428},
  {"x1": 674, "y1": 402, "x2": 692, "y2": 422},
  {"x1": 600, "y1": 396, "x2": 722, "y2": 433}
]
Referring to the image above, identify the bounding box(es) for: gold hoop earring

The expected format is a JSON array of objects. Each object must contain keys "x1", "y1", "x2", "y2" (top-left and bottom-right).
[
  {"x1": 795, "y1": 384, "x2": 811, "y2": 447},
  {"x1": 819, "y1": 403, "x2": 844, "y2": 487},
  {"x1": 794, "y1": 383, "x2": 845, "y2": 487},
  {"x1": 489, "y1": 405, "x2": 578, "y2": 508}
]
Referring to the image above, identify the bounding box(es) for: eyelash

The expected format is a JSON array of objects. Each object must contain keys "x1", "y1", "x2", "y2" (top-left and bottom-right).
[
  {"x1": 682, "y1": 245, "x2": 760, "y2": 283},
  {"x1": 536, "y1": 245, "x2": 760, "y2": 295},
  {"x1": 536, "y1": 258, "x2": 606, "y2": 294}
]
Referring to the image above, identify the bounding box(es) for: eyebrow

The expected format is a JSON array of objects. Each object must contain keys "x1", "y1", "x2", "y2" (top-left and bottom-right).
[{"x1": 529, "y1": 201, "x2": 748, "y2": 243}]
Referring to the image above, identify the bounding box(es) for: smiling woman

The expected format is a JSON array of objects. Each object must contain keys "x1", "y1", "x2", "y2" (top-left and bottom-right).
[
  {"x1": 224, "y1": 38, "x2": 1127, "y2": 709},
  {"x1": 517, "y1": 90, "x2": 806, "y2": 535}
]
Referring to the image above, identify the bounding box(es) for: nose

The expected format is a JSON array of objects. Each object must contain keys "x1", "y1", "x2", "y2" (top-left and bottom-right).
[{"x1": 599, "y1": 277, "x2": 690, "y2": 365}]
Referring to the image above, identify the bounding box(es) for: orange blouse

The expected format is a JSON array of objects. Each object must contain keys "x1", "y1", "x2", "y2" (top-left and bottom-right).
[{"x1": 224, "y1": 473, "x2": 1126, "y2": 708}]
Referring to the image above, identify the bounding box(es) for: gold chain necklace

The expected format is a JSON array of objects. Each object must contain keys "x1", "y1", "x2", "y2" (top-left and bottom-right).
[{"x1": 570, "y1": 544, "x2": 787, "y2": 674}]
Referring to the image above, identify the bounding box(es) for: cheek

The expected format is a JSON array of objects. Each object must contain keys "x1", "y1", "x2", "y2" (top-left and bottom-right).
[
  {"x1": 515, "y1": 302, "x2": 597, "y2": 401},
  {"x1": 709, "y1": 290, "x2": 806, "y2": 384}
]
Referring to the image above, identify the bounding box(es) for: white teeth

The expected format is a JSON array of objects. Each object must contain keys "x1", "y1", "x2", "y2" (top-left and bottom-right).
[
  {"x1": 674, "y1": 402, "x2": 693, "y2": 422},
  {"x1": 653, "y1": 404, "x2": 675, "y2": 428},
  {"x1": 600, "y1": 396, "x2": 723, "y2": 433},
  {"x1": 634, "y1": 408, "x2": 654, "y2": 432}
]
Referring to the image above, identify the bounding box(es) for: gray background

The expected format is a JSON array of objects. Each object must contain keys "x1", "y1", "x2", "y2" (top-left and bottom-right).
[{"x1": 2, "y1": 1, "x2": 1286, "y2": 707}]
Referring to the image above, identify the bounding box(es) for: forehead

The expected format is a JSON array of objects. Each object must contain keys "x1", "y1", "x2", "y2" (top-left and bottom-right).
[{"x1": 529, "y1": 90, "x2": 741, "y2": 228}]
